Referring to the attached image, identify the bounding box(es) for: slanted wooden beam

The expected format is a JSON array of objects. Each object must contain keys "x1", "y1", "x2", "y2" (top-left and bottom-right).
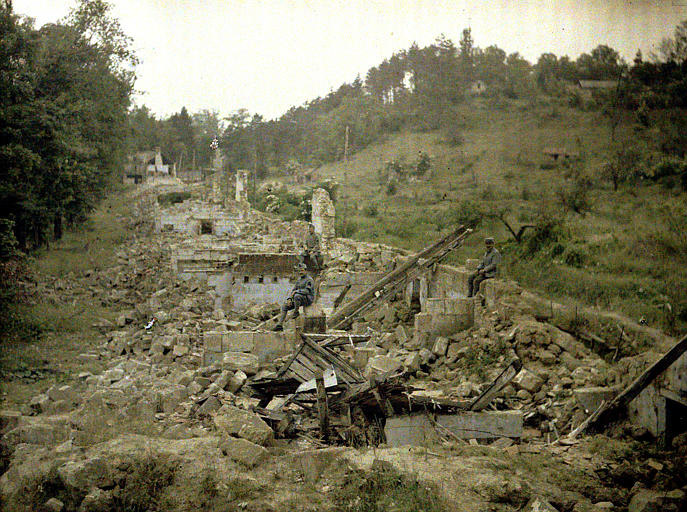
[
  {"x1": 587, "y1": 334, "x2": 687, "y2": 432},
  {"x1": 469, "y1": 358, "x2": 522, "y2": 411},
  {"x1": 316, "y1": 374, "x2": 330, "y2": 440}
]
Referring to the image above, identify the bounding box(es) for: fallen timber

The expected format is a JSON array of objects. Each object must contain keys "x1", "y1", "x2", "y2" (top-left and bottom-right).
[
  {"x1": 249, "y1": 331, "x2": 522, "y2": 445},
  {"x1": 327, "y1": 224, "x2": 473, "y2": 330}
]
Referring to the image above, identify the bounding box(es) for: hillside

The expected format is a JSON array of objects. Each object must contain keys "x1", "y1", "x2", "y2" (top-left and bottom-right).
[{"x1": 306, "y1": 97, "x2": 686, "y2": 337}]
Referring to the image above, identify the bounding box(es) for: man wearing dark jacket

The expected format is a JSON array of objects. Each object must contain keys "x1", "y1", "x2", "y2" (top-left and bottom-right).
[
  {"x1": 274, "y1": 263, "x2": 315, "y2": 331},
  {"x1": 467, "y1": 237, "x2": 501, "y2": 297}
]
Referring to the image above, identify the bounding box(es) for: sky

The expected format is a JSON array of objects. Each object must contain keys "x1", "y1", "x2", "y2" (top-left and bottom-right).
[{"x1": 12, "y1": 0, "x2": 687, "y2": 120}]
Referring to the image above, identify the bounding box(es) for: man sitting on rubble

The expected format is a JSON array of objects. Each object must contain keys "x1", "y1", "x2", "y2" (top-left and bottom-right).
[
  {"x1": 467, "y1": 237, "x2": 501, "y2": 297},
  {"x1": 274, "y1": 263, "x2": 315, "y2": 331},
  {"x1": 300, "y1": 223, "x2": 322, "y2": 271}
]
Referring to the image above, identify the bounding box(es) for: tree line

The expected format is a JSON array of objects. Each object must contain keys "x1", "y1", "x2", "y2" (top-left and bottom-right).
[{"x1": 0, "y1": 0, "x2": 136, "y2": 254}]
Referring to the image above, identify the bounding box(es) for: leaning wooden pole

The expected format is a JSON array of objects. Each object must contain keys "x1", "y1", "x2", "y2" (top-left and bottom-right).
[
  {"x1": 586, "y1": 334, "x2": 687, "y2": 433},
  {"x1": 327, "y1": 225, "x2": 472, "y2": 330}
]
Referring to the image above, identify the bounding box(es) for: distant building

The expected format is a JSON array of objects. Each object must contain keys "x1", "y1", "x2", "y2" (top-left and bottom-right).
[
  {"x1": 124, "y1": 147, "x2": 175, "y2": 184},
  {"x1": 469, "y1": 80, "x2": 487, "y2": 95}
]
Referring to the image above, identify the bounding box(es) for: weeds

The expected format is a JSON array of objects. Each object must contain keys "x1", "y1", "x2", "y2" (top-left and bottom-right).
[
  {"x1": 332, "y1": 461, "x2": 448, "y2": 512},
  {"x1": 114, "y1": 453, "x2": 178, "y2": 512}
]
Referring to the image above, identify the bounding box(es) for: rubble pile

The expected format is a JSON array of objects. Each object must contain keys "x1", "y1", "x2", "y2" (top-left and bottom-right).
[{"x1": 2, "y1": 180, "x2": 686, "y2": 512}]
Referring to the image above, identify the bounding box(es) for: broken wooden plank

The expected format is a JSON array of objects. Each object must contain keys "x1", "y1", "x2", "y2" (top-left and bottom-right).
[
  {"x1": 316, "y1": 374, "x2": 330, "y2": 441},
  {"x1": 587, "y1": 333, "x2": 687, "y2": 432},
  {"x1": 469, "y1": 358, "x2": 522, "y2": 411},
  {"x1": 327, "y1": 225, "x2": 473, "y2": 329}
]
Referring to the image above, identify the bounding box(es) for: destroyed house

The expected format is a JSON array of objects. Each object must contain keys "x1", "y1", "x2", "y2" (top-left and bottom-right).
[{"x1": 156, "y1": 203, "x2": 239, "y2": 236}]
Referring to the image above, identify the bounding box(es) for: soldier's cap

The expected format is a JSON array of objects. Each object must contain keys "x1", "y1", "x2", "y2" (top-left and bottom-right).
[
  {"x1": 295, "y1": 263, "x2": 307, "y2": 271},
  {"x1": 485, "y1": 237, "x2": 495, "y2": 244}
]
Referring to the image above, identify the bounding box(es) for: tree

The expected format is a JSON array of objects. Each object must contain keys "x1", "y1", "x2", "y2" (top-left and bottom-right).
[{"x1": 656, "y1": 20, "x2": 687, "y2": 63}]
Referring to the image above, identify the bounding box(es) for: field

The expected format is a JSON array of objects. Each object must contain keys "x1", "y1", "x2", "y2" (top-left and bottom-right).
[{"x1": 304, "y1": 97, "x2": 687, "y2": 336}]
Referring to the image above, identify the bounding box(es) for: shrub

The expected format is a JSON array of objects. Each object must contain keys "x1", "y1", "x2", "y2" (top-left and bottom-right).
[
  {"x1": 414, "y1": 151, "x2": 431, "y2": 176},
  {"x1": 385, "y1": 180, "x2": 398, "y2": 196},
  {"x1": 555, "y1": 174, "x2": 592, "y2": 216},
  {"x1": 363, "y1": 204, "x2": 378, "y2": 217},
  {"x1": 563, "y1": 245, "x2": 587, "y2": 268},
  {"x1": 113, "y1": 453, "x2": 178, "y2": 512}
]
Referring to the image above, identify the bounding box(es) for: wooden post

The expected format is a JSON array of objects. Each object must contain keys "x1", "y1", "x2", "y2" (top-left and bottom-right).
[{"x1": 316, "y1": 373, "x2": 329, "y2": 440}]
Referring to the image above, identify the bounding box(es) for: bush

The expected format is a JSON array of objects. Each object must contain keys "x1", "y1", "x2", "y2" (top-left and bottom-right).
[
  {"x1": 563, "y1": 244, "x2": 587, "y2": 268},
  {"x1": 556, "y1": 174, "x2": 592, "y2": 216},
  {"x1": 113, "y1": 453, "x2": 178, "y2": 512},
  {"x1": 363, "y1": 204, "x2": 378, "y2": 217},
  {"x1": 414, "y1": 151, "x2": 431, "y2": 176},
  {"x1": 385, "y1": 180, "x2": 398, "y2": 196}
]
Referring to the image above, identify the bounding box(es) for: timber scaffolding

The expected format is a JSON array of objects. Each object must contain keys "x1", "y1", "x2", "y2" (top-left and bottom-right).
[
  {"x1": 327, "y1": 224, "x2": 474, "y2": 330},
  {"x1": 248, "y1": 224, "x2": 527, "y2": 446}
]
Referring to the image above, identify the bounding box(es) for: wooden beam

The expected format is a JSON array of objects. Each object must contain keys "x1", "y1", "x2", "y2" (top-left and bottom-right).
[
  {"x1": 469, "y1": 358, "x2": 522, "y2": 411},
  {"x1": 316, "y1": 374, "x2": 329, "y2": 440},
  {"x1": 587, "y1": 334, "x2": 687, "y2": 432}
]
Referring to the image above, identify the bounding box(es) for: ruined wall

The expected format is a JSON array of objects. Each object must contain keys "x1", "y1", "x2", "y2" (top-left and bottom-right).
[
  {"x1": 235, "y1": 170, "x2": 250, "y2": 203},
  {"x1": 311, "y1": 188, "x2": 335, "y2": 250}
]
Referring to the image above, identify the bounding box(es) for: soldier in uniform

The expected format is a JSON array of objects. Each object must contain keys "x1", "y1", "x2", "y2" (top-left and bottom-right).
[
  {"x1": 300, "y1": 223, "x2": 322, "y2": 270},
  {"x1": 467, "y1": 237, "x2": 501, "y2": 297},
  {"x1": 274, "y1": 263, "x2": 315, "y2": 331}
]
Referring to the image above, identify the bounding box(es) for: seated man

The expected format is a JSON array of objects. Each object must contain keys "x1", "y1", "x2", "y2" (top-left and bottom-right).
[
  {"x1": 467, "y1": 237, "x2": 501, "y2": 297},
  {"x1": 274, "y1": 263, "x2": 315, "y2": 331},
  {"x1": 300, "y1": 223, "x2": 322, "y2": 271}
]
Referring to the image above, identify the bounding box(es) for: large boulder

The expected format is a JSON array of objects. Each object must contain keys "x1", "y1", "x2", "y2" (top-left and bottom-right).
[
  {"x1": 219, "y1": 437, "x2": 268, "y2": 468},
  {"x1": 213, "y1": 406, "x2": 273, "y2": 446}
]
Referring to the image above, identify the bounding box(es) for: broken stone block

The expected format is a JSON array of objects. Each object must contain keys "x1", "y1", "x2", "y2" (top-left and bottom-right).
[
  {"x1": 219, "y1": 436, "x2": 268, "y2": 467},
  {"x1": 419, "y1": 348, "x2": 435, "y2": 365},
  {"x1": 57, "y1": 458, "x2": 114, "y2": 492},
  {"x1": 573, "y1": 387, "x2": 617, "y2": 413},
  {"x1": 628, "y1": 489, "x2": 670, "y2": 512},
  {"x1": 172, "y1": 344, "x2": 189, "y2": 357},
  {"x1": 43, "y1": 497, "x2": 65, "y2": 512},
  {"x1": 213, "y1": 370, "x2": 234, "y2": 390},
  {"x1": 524, "y1": 497, "x2": 559, "y2": 512},
  {"x1": 395, "y1": 324, "x2": 410, "y2": 345},
  {"x1": 79, "y1": 487, "x2": 114, "y2": 512},
  {"x1": 364, "y1": 355, "x2": 402, "y2": 379},
  {"x1": 513, "y1": 368, "x2": 544, "y2": 394},
  {"x1": 29, "y1": 394, "x2": 50, "y2": 414},
  {"x1": 222, "y1": 351, "x2": 259, "y2": 375},
  {"x1": 227, "y1": 370, "x2": 247, "y2": 393},
  {"x1": 560, "y1": 352, "x2": 582, "y2": 371},
  {"x1": 539, "y1": 350, "x2": 556, "y2": 366},
  {"x1": 196, "y1": 396, "x2": 222, "y2": 416},
  {"x1": 214, "y1": 405, "x2": 274, "y2": 446},
  {"x1": 432, "y1": 336, "x2": 449, "y2": 357},
  {"x1": 404, "y1": 352, "x2": 421, "y2": 372},
  {"x1": 47, "y1": 385, "x2": 78, "y2": 404}
]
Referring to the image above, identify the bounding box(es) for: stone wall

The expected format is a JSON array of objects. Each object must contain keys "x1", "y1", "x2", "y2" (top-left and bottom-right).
[
  {"x1": 203, "y1": 330, "x2": 296, "y2": 365},
  {"x1": 235, "y1": 170, "x2": 250, "y2": 203},
  {"x1": 311, "y1": 188, "x2": 335, "y2": 250}
]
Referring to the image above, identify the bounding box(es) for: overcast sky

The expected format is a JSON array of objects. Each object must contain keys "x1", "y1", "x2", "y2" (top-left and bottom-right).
[{"x1": 13, "y1": 0, "x2": 687, "y2": 120}]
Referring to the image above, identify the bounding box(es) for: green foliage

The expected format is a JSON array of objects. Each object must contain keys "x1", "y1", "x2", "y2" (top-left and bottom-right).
[
  {"x1": 113, "y1": 453, "x2": 178, "y2": 512},
  {"x1": 332, "y1": 462, "x2": 447, "y2": 512},
  {"x1": 555, "y1": 171, "x2": 592, "y2": 216},
  {"x1": 363, "y1": 204, "x2": 378, "y2": 217},
  {"x1": 157, "y1": 191, "x2": 191, "y2": 206},
  {"x1": 413, "y1": 151, "x2": 431, "y2": 176},
  {"x1": 385, "y1": 180, "x2": 398, "y2": 196}
]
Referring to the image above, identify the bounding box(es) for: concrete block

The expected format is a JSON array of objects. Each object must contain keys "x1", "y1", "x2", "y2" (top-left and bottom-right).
[
  {"x1": 574, "y1": 387, "x2": 617, "y2": 413},
  {"x1": 513, "y1": 369, "x2": 544, "y2": 394},
  {"x1": 384, "y1": 411, "x2": 523, "y2": 446}
]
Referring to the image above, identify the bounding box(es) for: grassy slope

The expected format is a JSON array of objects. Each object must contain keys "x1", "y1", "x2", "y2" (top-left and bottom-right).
[
  {"x1": 312, "y1": 97, "x2": 686, "y2": 335},
  {"x1": 0, "y1": 188, "x2": 132, "y2": 407}
]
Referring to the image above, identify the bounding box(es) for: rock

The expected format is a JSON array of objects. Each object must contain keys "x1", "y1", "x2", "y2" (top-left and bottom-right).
[
  {"x1": 560, "y1": 352, "x2": 582, "y2": 371},
  {"x1": 432, "y1": 336, "x2": 449, "y2": 357},
  {"x1": 213, "y1": 406, "x2": 273, "y2": 446},
  {"x1": 539, "y1": 350, "x2": 557, "y2": 366},
  {"x1": 172, "y1": 344, "x2": 189, "y2": 357},
  {"x1": 47, "y1": 385, "x2": 78, "y2": 404},
  {"x1": 364, "y1": 355, "x2": 402, "y2": 378},
  {"x1": 419, "y1": 348, "x2": 435, "y2": 365},
  {"x1": 219, "y1": 437, "x2": 268, "y2": 467},
  {"x1": 404, "y1": 352, "x2": 421, "y2": 372},
  {"x1": 446, "y1": 343, "x2": 469, "y2": 362},
  {"x1": 227, "y1": 370, "x2": 247, "y2": 393},
  {"x1": 524, "y1": 496, "x2": 559, "y2": 512},
  {"x1": 196, "y1": 396, "x2": 222, "y2": 416},
  {"x1": 627, "y1": 488, "x2": 684, "y2": 512},
  {"x1": 513, "y1": 368, "x2": 544, "y2": 394},
  {"x1": 29, "y1": 394, "x2": 50, "y2": 414},
  {"x1": 395, "y1": 324, "x2": 411, "y2": 345},
  {"x1": 491, "y1": 437, "x2": 515, "y2": 449},
  {"x1": 79, "y1": 488, "x2": 113, "y2": 512},
  {"x1": 43, "y1": 498, "x2": 65, "y2": 512},
  {"x1": 222, "y1": 352, "x2": 259, "y2": 375},
  {"x1": 352, "y1": 347, "x2": 376, "y2": 369},
  {"x1": 516, "y1": 389, "x2": 532, "y2": 400},
  {"x1": 57, "y1": 458, "x2": 114, "y2": 492},
  {"x1": 213, "y1": 370, "x2": 234, "y2": 390},
  {"x1": 593, "y1": 503, "x2": 614, "y2": 511}
]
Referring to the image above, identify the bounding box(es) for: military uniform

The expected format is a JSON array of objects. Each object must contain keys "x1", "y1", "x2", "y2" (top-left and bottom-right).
[
  {"x1": 300, "y1": 231, "x2": 322, "y2": 270},
  {"x1": 276, "y1": 273, "x2": 315, "y2": 328},
  {"x1": 468, "y1": 248, "x2": 501, "y2": 297}
]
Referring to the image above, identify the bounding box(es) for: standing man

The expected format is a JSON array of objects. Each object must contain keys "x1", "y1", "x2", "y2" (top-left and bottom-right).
[
  {"x1": 467, "y1": 237, "x2": 501, "y2": 297},
  {"x1": 300, "y1": 223, "x2": 322, "y2": 271},
  {"x1": 274, "y1": 263, "x2": 315, "y2": 331}
]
